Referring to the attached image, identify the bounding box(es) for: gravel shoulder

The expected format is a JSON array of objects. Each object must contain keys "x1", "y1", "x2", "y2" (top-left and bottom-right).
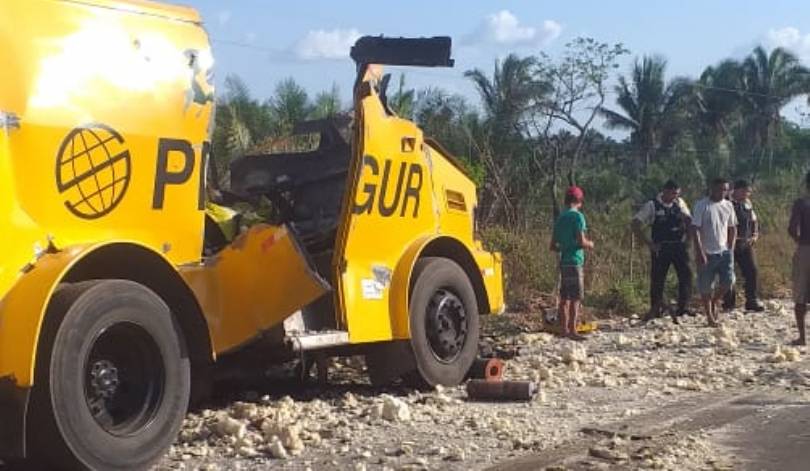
[{"x1": 160, "y1": 300, "x2": 810, "y2": 471}]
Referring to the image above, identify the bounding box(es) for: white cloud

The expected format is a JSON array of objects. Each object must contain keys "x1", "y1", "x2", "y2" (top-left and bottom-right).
[
  {"x1": 765, "y1": 27, "x2": 810, "y2": 63},
  {"x1": 217, "y1": 10, "x2": 232, "y2": 26},
  {"x1": 464, "y1": 10, "x2": 562, "y2": 48},
  {"x1": 293, "y1": 28, "x2": 363, "y2": 61}
]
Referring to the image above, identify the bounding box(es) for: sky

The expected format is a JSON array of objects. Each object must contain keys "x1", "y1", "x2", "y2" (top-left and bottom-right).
[{"x1": 180, "y1": 0, "x2": 810, "y2": 121}]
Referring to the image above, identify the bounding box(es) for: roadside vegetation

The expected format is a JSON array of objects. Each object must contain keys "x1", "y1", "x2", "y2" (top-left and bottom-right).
[{"x1": 211, "y1": 38, "x2": 810, "y2": 315}]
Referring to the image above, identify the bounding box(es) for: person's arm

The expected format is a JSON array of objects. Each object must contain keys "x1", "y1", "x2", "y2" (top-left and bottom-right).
[
  {"x1": 728, "y1": 202, "x2": 738, "y2": 251},
  {"x1": 631, "y1": 219, "x2": 656, "y2": 252},
  {"x1": 727, "y1": 225, "x2": 738, "y2": 251},
  {"x1": 549, "y1": 236, "x2": 559, "y2": 252},
  {"x1": 631, "y1": 201, "x2": 657, "y2": 252},
  {"x1": 788, "y1": 200, "x2": 801, "y2": 243},
  {"x1": 691, "y1": 201, "x2": 707, "y2": 266},
  {"x1": 750, "y1": 213, "x2": 759, "y2": 246},
  {"x1": 691, "y1": 225, "x2": 706, "y2": 266},
  {"x1": 576, "y1": 212, "x2": 594, "y2": 250},
  {"x1": 678, "y1": 198, "x2": 693, "y2": 242},
  {"x1": 577, "y1": 229, "x2": 595, "y2": 250}
]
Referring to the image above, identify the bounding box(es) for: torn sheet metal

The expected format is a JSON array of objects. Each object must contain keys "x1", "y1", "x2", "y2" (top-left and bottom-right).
[{"x1": 181, "y1": 224, "x2": 331, "y2": 353}]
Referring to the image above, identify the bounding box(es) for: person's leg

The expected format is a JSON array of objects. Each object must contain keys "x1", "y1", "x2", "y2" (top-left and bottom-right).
[
  {"x1": 794, "y1": 303, "x2": 807, "y2": 346},
  {"x1": 568, "y1": 300, "x2": 578, "y2": 335},
  {"x1": 791, "y1": 248, "x2": 808, "y2": 345},
  {"x1": 558, "y1": 266, "x2": 568, "y2": 336},
  {"x1": 647, "y1": 249, "x2": 668, "y2": 321},
  {"x1": 697, "y1": 257, "x2": 716, "y2": 324},
  {"x1": 568, "y1": 267, "x2": 586, "y2": 340},
  {"x1": 739, "y1": 246, "x2": 763, "y2": 310},
  {"x1": 722, "y1": 265, "x2": 737, "y2": 309},
  {"x1": 568, "y1": 301, "x2": 587, "y2": 341},
  {"x1": 672, "y1": 243, "x2": 693, "y2": 315},
  {"x1": 712, "y1": 251, "x2": 735, "y2": 324},
  {"x1": 558, "y1": 298, "x2": 570, "y2": 336},
  {"x1": 702, "y1": 295, "x2": 715, "y2": 325},
  {"x1": 722, "y1": 247, "x2": 740, "y2": 310}
]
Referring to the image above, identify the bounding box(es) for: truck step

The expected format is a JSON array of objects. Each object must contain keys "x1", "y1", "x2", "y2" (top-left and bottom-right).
[{"x1": 286, "y1": 330, "x2": 350, "y2": 351}]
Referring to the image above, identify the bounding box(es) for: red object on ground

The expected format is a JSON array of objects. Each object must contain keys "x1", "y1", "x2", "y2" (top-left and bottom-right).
[{"x1": 468, "y1": 358, "x2": 505, "y2": 381}]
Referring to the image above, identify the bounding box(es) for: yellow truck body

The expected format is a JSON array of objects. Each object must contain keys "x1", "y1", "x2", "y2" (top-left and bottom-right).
[{"x1": 0, "y1": 1, "x2": 504, "y2": 468}]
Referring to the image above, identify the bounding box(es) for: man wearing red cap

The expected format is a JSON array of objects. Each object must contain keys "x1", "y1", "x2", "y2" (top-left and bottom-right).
[{"x1": 550, "y1": 186, "x2": 595, "y2": 341}]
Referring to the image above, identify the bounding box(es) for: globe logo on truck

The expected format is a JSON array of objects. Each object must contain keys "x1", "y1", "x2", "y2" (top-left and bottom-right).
[{"x1": 56, "y1": 124, "x2": 132, "y2": 219}]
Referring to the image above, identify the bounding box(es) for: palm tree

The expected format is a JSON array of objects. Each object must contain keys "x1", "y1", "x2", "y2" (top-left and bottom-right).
[
  {"x1": 465, "y1": 54, "x2": 548, "y2": 138},
  {"x1": 388, "y1": 74, "x2": 416, "y2": 118},
  {"x1": 692, "y1": 60, "x2": 743, "y2": 149},
  {"x1": 600, "y1": 55, "x2": 691, "y2": 171},
  {"x1": 211, "y1": 76, "x2": 274, "y2": 185},
  {"x1": 737, "y1": 46, "x2": 809, "y2": 171},
  {"x1": 464, "y1": 55, "x2": 549, "y2": 225}
]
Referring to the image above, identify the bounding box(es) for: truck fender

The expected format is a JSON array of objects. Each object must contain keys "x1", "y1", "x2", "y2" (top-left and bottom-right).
[
  {"x1": 0, "y1": 244, "x2": 94, "y2": 388},
  {"x1": 388, "y1": 236, "x2": 434, "y2": 339},
  {"x1": 388, "y1": 235, "x2": 492, "y2": 339},
  {"x1": 0, "y1": 241, "x2": 206, "y2": 389}
]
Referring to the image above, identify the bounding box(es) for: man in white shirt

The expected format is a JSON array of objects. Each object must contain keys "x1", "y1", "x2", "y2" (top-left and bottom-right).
[
  {"x1": 632, "y1": 180, "x2": 693, "y2": 323},
  {"x1": 691, "y1": 178, "x2": 738, "y2": 326}
]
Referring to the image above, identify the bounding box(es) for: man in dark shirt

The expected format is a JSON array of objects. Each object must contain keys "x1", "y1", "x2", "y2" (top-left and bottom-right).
[
  {"x1": 788, "y1": 171, "x2": 810, "y2": 346},
  {"x1": 632, "y1": 180, "x2": 693, "y2": 323},
  {"x1": 723, "y1": 180, "x2": 765, "y2": 312}
]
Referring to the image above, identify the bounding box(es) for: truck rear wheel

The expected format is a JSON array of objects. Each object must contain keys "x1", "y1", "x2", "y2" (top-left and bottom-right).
[
  {"x1": 28, "y1": 280, "x2": 190, "y2": 471},
  {"x1": 409, "y1": 257, "x2": 479, "y2": 387}
]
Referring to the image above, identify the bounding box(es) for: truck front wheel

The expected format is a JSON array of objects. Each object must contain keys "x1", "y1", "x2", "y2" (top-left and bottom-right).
[
  {"x1": 409, "y1": 257, "x2": 479, "y2": 387},
  {"x1": 28, "y1": 280, "x2": 190, "y2": 470}
]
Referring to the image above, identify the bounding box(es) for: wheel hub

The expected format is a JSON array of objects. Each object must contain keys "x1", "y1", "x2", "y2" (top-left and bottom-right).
[
  {"x1": 83, "y1": 322, "x2": 165, "y2": 436},
  {"x1": 425, "y1": 289, "x2": 468, "y2": 363},
  {"x1": 90, "y1": 360, "x2": 120, "y2": 399}
]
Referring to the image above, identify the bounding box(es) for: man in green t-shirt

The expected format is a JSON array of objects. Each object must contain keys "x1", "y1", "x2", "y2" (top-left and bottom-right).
[{"x1": 550, "y1": 186, "x2": 595, "y2": 341}]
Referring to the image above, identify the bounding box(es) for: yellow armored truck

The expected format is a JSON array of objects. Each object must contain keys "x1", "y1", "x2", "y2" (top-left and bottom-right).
[{"x1": 0, "y1": 1, "x2": 504, "y2": 469}]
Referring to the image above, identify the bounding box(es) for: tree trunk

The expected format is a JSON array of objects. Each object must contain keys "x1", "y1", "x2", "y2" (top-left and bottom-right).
[{"x1": 550, "y1": 147, "x2": 561, "y2": 221}]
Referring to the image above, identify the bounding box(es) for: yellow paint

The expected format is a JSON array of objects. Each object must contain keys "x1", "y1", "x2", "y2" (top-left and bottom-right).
[
  {"x1": 0, "y1": 0, "x2": 213, "y2": 299},
  {"x1": 0, "y1": 0, "x2": 504, "y2": 389},
  {"x1": 0, "y1": 241, "x2": 171, "y2": 387},
  {"x1": 0, "y1": 0, "x2": 213, "y2": 385},
  {"x1": 334, "y1": 66, "x2": 506, "y2": 344},
  {"x1": 180, "y1": 225, "x2": 330, "y2": 354}
]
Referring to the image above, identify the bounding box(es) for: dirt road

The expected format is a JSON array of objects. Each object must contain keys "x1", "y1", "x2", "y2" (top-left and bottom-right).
[
  {"x1": 156, "y1": 300, "x2": 809, "y2": 471},
  {"x1": 2, "y1": 301, "x2": 807, "y2": 470}
]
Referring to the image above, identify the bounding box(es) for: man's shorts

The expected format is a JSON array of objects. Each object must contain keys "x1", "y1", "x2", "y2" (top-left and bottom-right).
[
  {"x1": 560, "y1": 265, "x2": 584, "y2": 301},
  {"x1": 698, "y1": 250, "x2": 735, "y2": 296},
  {"x1": 794, "y1": 245, "x2": 810, "y2": 305}
]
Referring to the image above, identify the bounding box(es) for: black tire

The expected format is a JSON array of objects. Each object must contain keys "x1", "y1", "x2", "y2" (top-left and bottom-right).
[
  {"x1": 27, "y1": 280, "x2": 190, "y2": 471},
  {"x1": 409, "y1": 257, "x2": 479, "y2": 387}
]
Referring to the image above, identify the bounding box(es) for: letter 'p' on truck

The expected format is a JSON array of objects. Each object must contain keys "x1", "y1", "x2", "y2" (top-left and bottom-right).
[{"x1": 0, "y1": 1, "x2": 504, "y2": 468}]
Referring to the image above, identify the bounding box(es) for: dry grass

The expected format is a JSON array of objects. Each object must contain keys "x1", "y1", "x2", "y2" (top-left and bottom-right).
[{"x1": 482, "y1": 195, "x2": 797, "y2": 315}]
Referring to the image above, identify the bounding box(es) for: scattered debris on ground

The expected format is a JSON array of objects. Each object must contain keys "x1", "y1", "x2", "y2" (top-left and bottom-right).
[{"x1": 161, "y1": 300, "x2": 809, "y2": 470}]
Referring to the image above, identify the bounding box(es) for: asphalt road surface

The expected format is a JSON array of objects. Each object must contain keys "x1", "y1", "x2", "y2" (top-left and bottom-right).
[{"x1": 492, "y1": 391, "x2": 810, "y2": 471}]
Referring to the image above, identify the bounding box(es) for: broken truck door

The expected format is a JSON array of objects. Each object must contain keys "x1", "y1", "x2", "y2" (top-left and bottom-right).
[{"x1": 336, "y1": 74, "x2": 436, "y2": 343}]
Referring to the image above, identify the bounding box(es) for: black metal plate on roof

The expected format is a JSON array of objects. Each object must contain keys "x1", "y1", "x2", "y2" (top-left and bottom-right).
[{"x1": 350, "y1": 36, "x2": 454, "y2": 68}]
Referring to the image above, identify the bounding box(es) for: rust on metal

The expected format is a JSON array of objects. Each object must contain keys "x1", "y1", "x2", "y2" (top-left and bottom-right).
[{"x1": 466, "y1": 379, "x2": 537, "y2": 402}]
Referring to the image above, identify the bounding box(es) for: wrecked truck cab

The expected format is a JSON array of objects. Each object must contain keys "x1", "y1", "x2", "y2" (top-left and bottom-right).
[{"x1": 0, "y1": 1, "x2": 504, "y2": 466}]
